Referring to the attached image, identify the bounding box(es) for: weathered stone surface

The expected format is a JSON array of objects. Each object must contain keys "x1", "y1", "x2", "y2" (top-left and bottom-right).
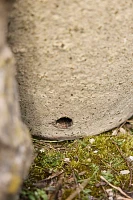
[
  {"x1": 0, "y1": 1, "x2": 32, "y2": 199},
  {"x1": 8, "y1": 0, "x2": 133, "y2": 140}
]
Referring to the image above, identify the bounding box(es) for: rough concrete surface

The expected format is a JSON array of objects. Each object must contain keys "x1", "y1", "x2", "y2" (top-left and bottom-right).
[{"x1": 8, "y1": 0, "x2": 133, "y2": 140}]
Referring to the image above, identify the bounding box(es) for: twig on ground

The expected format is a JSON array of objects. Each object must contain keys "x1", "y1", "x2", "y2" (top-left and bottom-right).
[
  {"x1": 112, "y1": 140, "x2": 133, "y2": 187},
  {"x1": 101, "y1": 185, "x2": 108, "y2": 199},
  {"x1": 72, "y1": 170, "x2": 81, "y2": 199},
  {"x1": 66, "y1": 178, "x2": 89, "y2": 200},
  {"x1": 33, "y1": 170, "x2": 64, "y2": 187},
  {"x1": 48, "y1": 173, "x2": 64, "y2": 200},
  {"x1": 67, "y1": 171, "x2": 86, "y2": 184},
  {"x1": 127, "y1": 120, "x2": 133, "y2": 124},
  {"x1": 119, "y1": 120, "x2": 128, "y2": 128},
  {"x1": 116, "y1": 196, "x2": 133, "y2": 200},
  {"x1": 100, "y1": 176, "x2": 133, "y2": 200}
]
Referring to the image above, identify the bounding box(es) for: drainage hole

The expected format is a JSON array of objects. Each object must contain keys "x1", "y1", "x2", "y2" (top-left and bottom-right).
[{"x1": 55, "y1": 117, "x2": 73, "y2": 129}]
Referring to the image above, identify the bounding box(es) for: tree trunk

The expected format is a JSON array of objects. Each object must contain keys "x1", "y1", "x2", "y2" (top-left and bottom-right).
[{"x1": 0, "y1": 1, "x2": 32, "y2": 200}]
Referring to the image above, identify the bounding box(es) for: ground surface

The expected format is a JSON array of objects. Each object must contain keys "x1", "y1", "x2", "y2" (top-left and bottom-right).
[{"x1": 20, "y1": 121, "x2": 133, "y2": 200}]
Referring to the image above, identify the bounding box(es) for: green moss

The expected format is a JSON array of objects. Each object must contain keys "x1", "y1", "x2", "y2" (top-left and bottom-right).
[
  {"x1": 20, "y1": 130, "x2": 133, "y2": 199},
  {"x1": 21, "y1": 189, "x2": 48, "y2": 200}
]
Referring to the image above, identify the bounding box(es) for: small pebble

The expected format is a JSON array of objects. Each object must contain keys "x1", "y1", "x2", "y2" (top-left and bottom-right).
[
  {"x1": 40, "y1": 148, "x2": 45, "y2": 153},
  {"x1": 120, "y1": 170, "x2": 130, "y2": 175},
  {"x1": 87, "y1": 158, "x2": 91, "y2": 162},
  {"x1": 128, "y1": 156, "x2": 133, "y2": 162},
  {"x1": 102, "y1": 170, "x2": 107, "y2": 173},
  {"x1": 64, "y1": 158, "x2": 70, "y2": 162},
  {"x1": 106, "y1": 189, "x2": 114, "y2": 198},
  {"x1": 89, "y1": 138, "x2": 95, "y2": 144},
  {"x1": 109, "y1": 197, "x2": 113, "y2": 200},
  {"x1": 112, "y1": 129, "x2": 118, "y2": 136},
  {"x1": 119, "y1": 127, "x2": 126, "y2": 134}
]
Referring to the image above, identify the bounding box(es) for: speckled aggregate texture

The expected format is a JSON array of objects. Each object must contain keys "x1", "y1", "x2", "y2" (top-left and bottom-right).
[{"x1": 8, "y1": 0, "x2": 133, "y2": 140}]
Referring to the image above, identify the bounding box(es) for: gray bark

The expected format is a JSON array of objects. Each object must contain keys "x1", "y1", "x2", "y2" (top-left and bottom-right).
[{"x1": 0, "y1": 1, "x2": 32, "y2": 200}]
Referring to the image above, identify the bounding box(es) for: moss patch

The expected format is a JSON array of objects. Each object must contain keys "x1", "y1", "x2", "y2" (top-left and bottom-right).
[{"x1": 20, "y1": 127, "x2": 133, "y2": 200}]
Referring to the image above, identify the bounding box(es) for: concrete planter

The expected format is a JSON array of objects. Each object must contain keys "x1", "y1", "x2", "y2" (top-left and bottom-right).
[{"x1": 9, "y1": 0, "x2": 133, "y2": 140}]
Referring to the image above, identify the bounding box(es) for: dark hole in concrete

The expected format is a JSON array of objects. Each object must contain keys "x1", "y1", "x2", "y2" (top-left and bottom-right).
[{"x1": 55, "y1": 117, "x2": 73, "y2": 129}]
